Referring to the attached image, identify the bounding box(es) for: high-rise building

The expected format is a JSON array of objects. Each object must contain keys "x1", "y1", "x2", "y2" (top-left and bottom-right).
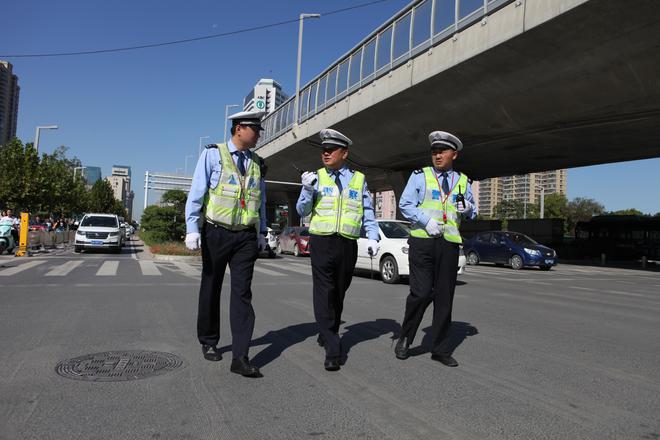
[
  {"x1": 0, "y1": 60, "x2": 20, "y2": 145},
  {"x1": 374, "y1": 190, "x2": 397, "y2": 220},
  {"x1": 83, "y1": 166, "x2": 102, "y2": 186},
  {"x1": 477, "y1": 170, "x2": 567, "y2": 218},
  {"x1": 109, "y1": 165, "x2": 133, "y2": 220},
  {"x1": 243, "y1": 79, "x2": 289, "y2": 114}
]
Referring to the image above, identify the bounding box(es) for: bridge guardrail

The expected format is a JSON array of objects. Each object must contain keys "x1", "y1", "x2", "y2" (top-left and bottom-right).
[{"x1": 257, "y1": 0, "x2": 514, "y2": 147}]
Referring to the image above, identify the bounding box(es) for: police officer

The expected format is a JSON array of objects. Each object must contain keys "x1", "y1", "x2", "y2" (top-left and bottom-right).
[
  {"x1": 185, "y1": 110, "x2": 268, "y2": 378},
  {"x1": 394, "y1": 131, "x2": 477, "y2": 367},
  {"x1": 296, "y1": 129, "x2": 380, "y2": 371}
]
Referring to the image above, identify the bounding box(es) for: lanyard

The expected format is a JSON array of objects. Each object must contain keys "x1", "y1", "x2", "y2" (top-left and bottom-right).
[{"x1": 432, "y1": 170, "x2": 455, "y2": 224}]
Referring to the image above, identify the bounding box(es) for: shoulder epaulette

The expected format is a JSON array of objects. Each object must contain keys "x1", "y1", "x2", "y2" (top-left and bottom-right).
[
  {"x1": 349, "y1": 168, "x2": 356, "y2": 174},
  {"x1": 205, "y1": 144, "x2": 218, "y2": 149},
  {"x1": 413, "y1": 169, "x2": 424, "y2": 174}
]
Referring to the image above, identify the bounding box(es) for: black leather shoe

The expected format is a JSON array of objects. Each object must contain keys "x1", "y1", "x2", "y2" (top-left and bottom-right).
[
  {"x1": 201, "y1": 345, "x2": 222, "y2": 361},
  {"x1": 394, "y1": 337, "x2": 410, "y2": 360},
  {"x1": 230, "y1": 357, "x2": 262, "y2": 377},
  {"x1": 316, "y1": 334, "x2": 326, "y2": 347},
  {"x1": 431, "y1": 354, "x2": 458, "y2": 367},
  {"x1": 324, "y1": 358, "x2": 340, "y2": 371}
]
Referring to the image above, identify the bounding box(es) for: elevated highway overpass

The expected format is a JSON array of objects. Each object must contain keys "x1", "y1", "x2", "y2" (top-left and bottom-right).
[{"x1": 257, "y1": 0, "x2": 660, "y2": 206}]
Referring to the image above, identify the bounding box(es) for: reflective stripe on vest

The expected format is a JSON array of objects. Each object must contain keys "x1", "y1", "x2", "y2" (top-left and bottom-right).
[
  {"x1": 204, "y1": 143, "x2": 262, "y2": 229},
  {"x1": 409, "y1": 168, "x2": 469, "y2": 243},
  {"x1": 309, "y1": 169, "x2": 365, "y2": 239}
]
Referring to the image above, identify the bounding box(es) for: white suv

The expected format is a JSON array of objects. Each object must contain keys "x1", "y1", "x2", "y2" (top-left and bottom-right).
[{"x1": 74, "y1": 213, "x2": 124, "y2": 253}]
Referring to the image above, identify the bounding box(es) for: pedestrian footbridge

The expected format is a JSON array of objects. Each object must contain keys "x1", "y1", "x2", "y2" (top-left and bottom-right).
[{"x1": 256, "y1": 0, "x2": 660, "y2": 200}]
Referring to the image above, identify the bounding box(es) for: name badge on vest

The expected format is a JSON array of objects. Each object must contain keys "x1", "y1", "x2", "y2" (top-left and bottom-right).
[
  {"x1": 431, "y1": 189, "x2": 441, "y2": 200},
  {"x1": 348, "y1": 189, "x2": 359, "y2": 200}
]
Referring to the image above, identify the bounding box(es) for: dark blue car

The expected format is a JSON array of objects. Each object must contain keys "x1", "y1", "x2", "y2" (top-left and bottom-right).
[{"x1": 464, "y1": 231, "x2": 557, "y2": 270}]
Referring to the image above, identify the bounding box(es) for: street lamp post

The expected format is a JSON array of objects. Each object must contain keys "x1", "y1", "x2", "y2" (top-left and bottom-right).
[
  {"x1": 34, "y1": 125, "x2": 59, "y2": 153},
  {"x1": 198, "y1": 135, "x2": 210, "y2": 156},
  {"x1": 294, "y1": 13, "x2": 321, "y2": 126},
  {"x1": 223, "y1": 104, "x2": 240, "y2": 143}
]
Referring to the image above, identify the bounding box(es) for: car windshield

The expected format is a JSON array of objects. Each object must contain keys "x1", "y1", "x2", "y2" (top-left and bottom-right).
[
  {"x1": 81, "y1": 216, "x2": 117, "y2": 227},
  {"x1": 379, "y1": 221, "x2": 410, "y2": 239},
  {"x1": 504, "y1": 232, "x2": 537, "y2": 245},
  {"x1": 298, "y1": 228, "x2": 310, "y2": 237}
]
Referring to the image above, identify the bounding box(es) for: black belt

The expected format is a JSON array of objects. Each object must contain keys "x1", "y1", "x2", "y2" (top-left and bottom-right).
[{"x1": 205, "y1": 220, "x2": 255, "y2": 233}]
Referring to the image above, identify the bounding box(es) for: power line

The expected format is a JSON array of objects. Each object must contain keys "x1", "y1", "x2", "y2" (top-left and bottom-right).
[{"x1": 0, "y1": 0, "x2": 391, "y2": 58}]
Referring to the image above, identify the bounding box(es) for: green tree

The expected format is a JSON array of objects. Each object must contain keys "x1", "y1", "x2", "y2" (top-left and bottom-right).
[
  {"x1": 542, "y1": 193, "x2": 568, "y2": 219},
  {"x1": 88, "y1": 179, "x2": 118, "y2": 213},
  {"x1": 140, "y1": 205, "x2": 185, "y2": 243},
  {"x1": 493, "y1": 200, "x2": 525, "y2": 219},
  {"x1": 0, "y1": 139, "x2": 41, "y2": 212},
  {"x1": 161, "y1": 189, "x2": 187, "y2": 213},
  {"x1": 566, "y1": 197, "x2": 605, "y2": 234},
  {"x1": 608, "y1": 208, "x2": 645, "y2": 216}
]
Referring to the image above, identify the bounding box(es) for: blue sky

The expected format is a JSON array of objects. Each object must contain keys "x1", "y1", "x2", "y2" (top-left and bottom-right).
[{"x1": 4, "y1": 0, "x2": 659, "y2": 219}]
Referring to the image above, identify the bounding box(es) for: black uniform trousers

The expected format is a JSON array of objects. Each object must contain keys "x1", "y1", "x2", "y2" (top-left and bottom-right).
[
  {"x1": 309, "y1": 234, "x2": 358, "y2": 360},
  {"x1": 400, "y1": 236, "x2": 459, "y2": 356},
  {"x1": 197, "y1": 222, "x2": 258, "y2": 359}
]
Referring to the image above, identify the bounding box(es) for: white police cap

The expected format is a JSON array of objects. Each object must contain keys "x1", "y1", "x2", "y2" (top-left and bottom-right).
[
  {"x1": 228, "y1": 110, "x2": 266, "y2": 130},
  {"x1": 319, "y1": 128, "x2": 352, "y2": 148},
  {"x1": 428, "y1": 131, "x2": 463, "y2": 151}
]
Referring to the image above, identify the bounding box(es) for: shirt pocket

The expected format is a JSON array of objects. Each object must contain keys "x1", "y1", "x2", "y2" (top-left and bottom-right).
[{"x1": 209, "y1": 165, "x2": 221, "y2": 189}]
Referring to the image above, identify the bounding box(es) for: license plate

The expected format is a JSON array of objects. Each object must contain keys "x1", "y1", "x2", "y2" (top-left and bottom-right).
[
  {"x1": 544, "y1": 259, "x2": 554, "y2": 264},
  {"x1": 91, "y1": 240, "x2": 103, "y2": 245}
]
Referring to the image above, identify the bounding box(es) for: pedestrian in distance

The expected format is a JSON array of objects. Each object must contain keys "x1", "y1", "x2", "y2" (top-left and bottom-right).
[
  {"x1": 394, "y1": 131, "x2": 477, "y2": 367},
  {"x1": 184, "y1": 110, "x2": 269, "y2": 378},
  {"x1": 296, "y1": 128, "x2": 380, "y2": 371}
]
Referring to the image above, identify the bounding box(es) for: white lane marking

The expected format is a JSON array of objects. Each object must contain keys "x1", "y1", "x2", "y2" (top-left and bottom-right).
[
  {"x1": 0, "y1": 260, "x2": 47, "y2": 276},
  {"x1": 45, "y1": 260, "x2": 83, "y2": 276},
  {"x1": 172, "y1": 262, "x2": 201, "y2": 277},
  {"x1": 260, "y1": 261, "x2": 310, "y2": 275},
  {"x1": 138, "y1": 261, "x2": 161, "y2": 276},
  {"x1": 253, "y1": 265, "x2": 285, "y2": 276},
  {"x1": 96, "y1": 261, "x2": 119, "y2": 276}
]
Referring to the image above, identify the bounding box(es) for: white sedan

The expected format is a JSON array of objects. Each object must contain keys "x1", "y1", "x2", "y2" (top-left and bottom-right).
[{"x1": 355, "y1": 220, "x2": 466, "y2": 284}]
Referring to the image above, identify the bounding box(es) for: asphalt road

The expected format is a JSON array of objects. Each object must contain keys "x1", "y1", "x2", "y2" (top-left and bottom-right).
[{"x1": 1, "y1": 240, "x2": 659, "y2": 440}]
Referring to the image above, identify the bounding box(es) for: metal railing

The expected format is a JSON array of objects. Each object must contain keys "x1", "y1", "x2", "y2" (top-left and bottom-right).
[{"x1": 257, "y1": 0, "x2": 514, "y2": 147}]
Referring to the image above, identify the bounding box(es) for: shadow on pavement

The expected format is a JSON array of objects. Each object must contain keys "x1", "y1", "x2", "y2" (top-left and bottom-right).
[
  {"x1": 408, "y1": 321, "x2": 479, "y2": 357},
  {"x1": 235, "y1": 322, "x2": 319, "y2": 368},
  {"x1": 339, "y1": 318, "x2": 401, "y2": 365}
]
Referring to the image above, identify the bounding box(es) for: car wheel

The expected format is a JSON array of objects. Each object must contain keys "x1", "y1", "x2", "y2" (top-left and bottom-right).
[
  {"x1": 74, "y1": 246, "x2": 81, "y2": 253},
  {"x1": 380, "y1": 255, "x2": 400, "y2": 284},
  {"x1": 540, "y1": 265, "x2": 552, "y2": 271},
  {"x1": 467, "y1": 251, "x2": 479, "y2": 265},
  {"x1": 293, "y1": 244, "x2": 301, "y2": 257},
  {"x1": 510, "y1": 254, "x2": 523, "y2": 270}
]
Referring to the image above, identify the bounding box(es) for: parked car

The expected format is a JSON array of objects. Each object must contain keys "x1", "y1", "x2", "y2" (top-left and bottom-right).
[
  {"x1": 74, "y1": 213, "x2": 125, "y2": 253},
  {"x1": 276, "y1": 226, "x2": 310, "y2": 257},
  {"x1": 463, "y1": 231, "x2": 557, "y2": 270},
  {"x1": 355, "y1": 220, "x2": 467, "y2": 284}
]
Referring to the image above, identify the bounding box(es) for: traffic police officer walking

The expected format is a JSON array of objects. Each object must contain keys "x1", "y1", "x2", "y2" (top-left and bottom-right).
[
  {"x1": 185, "y1": 110, "x2": 268, "y2": 378},
  {"x1": 394, "y1": 131, "x2": 477, "y2": 367},
  {"x1": 296, "y1": 129, "x2": 380, "y2": 371}
]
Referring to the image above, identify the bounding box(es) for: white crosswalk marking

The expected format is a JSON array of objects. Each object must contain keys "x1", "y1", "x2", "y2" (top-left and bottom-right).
[
  {"x1": 45, "y1": 260, "x2": 83, "y2": 276},
  {"x1": 96, "y1": 261, "x2": 119, "y2": 276},
  {"x1": 260, "y1": 261, "x2": 310, "y2": 275},
  {"x1": 0, "y1": 260, "x2": 47, "y2": 276},
  {"x1": 172, "y1": 262, "x2": 200, "y2": 277},
  {"x1": 138, "y1": 261, "x2": 161, "y2": 276},
  {"x1": 253, "y1": 265, "x2": 285, "y2": 276}
]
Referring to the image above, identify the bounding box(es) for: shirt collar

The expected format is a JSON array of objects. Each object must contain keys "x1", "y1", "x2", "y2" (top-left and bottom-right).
[
  {"x1": 227, "y1": 140, "x2": 250, "y2": 157},
  {"x1": 433, "y1": 167, "x2": 453, "y2": 177},
  {"x1": 326, "y1": 165, "x2": 348, "y2": 175}
]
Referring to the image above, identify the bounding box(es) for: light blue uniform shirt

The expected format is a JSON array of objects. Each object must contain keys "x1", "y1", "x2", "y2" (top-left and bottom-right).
[
  {"x1": 399, "y1": 168, "x2": 478, "y2": 228},
  {"x1": 296, "y1": 165, "x2": 380, "y2": 241},
  {"x1": 185, "y1": 140, "x2": 267, "y2": 235}
]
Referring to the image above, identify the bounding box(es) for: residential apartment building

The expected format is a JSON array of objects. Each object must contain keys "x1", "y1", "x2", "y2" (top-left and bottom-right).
[
  {"x1": 243, "y1": 79, "x2": 289, "y2": 114},
  {"x1": 374, "y1": 190, "x2": 397, "y2": 220},
  {"x1": 108, "y1": 165, "x2": 134, "y2": 220},
  {"x1": 0, "y1": 61, "x2": 20, "y2": 145},
  {"x1": 477, "y1": 170, "x2": 567, "y2": 218}
]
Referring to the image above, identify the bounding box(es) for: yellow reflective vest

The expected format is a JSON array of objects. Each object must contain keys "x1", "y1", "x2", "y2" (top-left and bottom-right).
[{"x1": 309, "y1": 168, "x2": 365, "y2": 239}]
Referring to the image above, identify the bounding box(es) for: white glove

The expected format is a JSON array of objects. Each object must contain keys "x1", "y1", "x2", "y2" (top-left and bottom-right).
[
  {"x1": 257, "y1": 235, "x2": 267, "y2": 252},
  {"x1": 185, "y1": 232, "x2": 201, "y2": 250},
  {"x1": 425, "y1": 218, "x2": 441, "y2": 236},
  {"x1": 301, "y1": 171, "x2": 317, "y2": 190},
  {"x1": 367, "y1": 239, "x2": 380, "y2": 257},
  {"x1": 456, "y1": 199, "x2": 473, "y2": 215}
]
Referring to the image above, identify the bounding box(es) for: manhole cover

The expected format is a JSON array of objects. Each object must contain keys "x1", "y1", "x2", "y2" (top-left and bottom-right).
[{"x1": 55, "y1": 350, "x2": 183, "y2": 382}]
